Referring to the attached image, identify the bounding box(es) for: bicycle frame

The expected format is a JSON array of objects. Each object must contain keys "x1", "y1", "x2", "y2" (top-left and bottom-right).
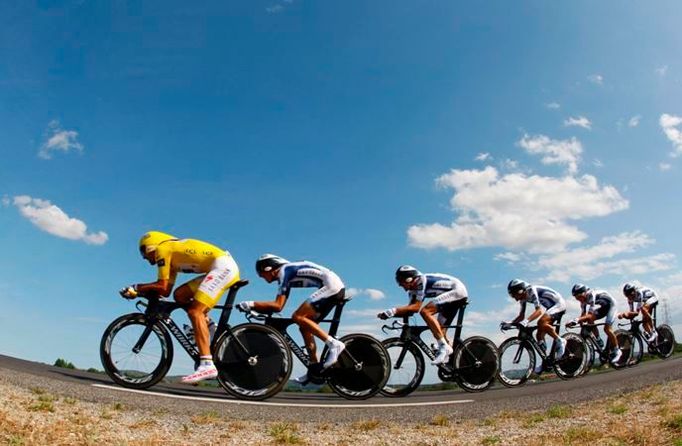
[
  {"x1": 247, "y1": 299, "x2": 348, "y2": 369},
  {"x1": 507, "y1": 320, "x2": 563, "y2": 365},
  {"x1": 133, "y1": 280, "x2": 249, "y2": 364},
  {"x1": 383, "y1": 303, "x2": 468, "y2": 373}
]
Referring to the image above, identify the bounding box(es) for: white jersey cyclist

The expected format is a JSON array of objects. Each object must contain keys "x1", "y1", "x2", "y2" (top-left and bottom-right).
[
  {"x1": 407, "y1": 273, "x2": 468, "y2": 325},
  {"x1": 581, "y1": 290, "x2": 617, "y2": 325},
  {"x1": 628, "y1": 287, "x2": 659, "y2": 312},
  {"x1": 277, "y1": 261, "x2": 346, "y2": 317},
  {"x1": 519, "y1": 285, "x2": 566, "y2": 319}
]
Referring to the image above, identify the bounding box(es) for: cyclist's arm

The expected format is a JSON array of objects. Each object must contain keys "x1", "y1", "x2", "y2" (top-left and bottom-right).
[
  {"x1": 252, "y1": 294, "x2": 287, "y2": 313},
  {"x1": 526, "y1": 306, "x2": 544, "y2": 323},
  {"x1": 136, "y1": 279, "x2": 172, "y2": 297},
  {"x1": 393, "y1": 299, "x2": 421, "y2": 317},
  {"x1": 511, "y1": 301, "x2": 526, "y2": 323}
]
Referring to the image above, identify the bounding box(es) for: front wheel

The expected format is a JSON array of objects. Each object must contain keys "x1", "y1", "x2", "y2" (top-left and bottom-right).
[
  {"x1": 453, "y1": 336, "x2": 499, "y2": 392},
  {"x1": 627, "y1": 333, "x2": 644, "y2": 366},
  {"x1": 612, "y1": 331, "x2": 632, "y2": 369},
  {"x1": 100, "y1": 313, "x2": 173, "y2": 389},
  {"x1": 497, "y1": 337, "x2": 534, "y2": 388},
  {"x1": 380, "y1": 338, "x2": 425, "y2": 397},
  {"x1": 553, "y1": 333, "x2": 586, "y2": 379},
  {"x1": 326, "y1": 334, "x2": 390, "y2": 400},
  {"x1": 654, "y1": 324, "x2": 676, "y2": 359},
  {"x1": 214, "y1": 323, "x2": 292, "y2": 401}
]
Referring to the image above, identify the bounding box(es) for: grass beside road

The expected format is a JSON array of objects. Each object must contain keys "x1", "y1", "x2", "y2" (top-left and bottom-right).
[{"x1": 1, "y1": 375, "x2": 682, "y2": 445}]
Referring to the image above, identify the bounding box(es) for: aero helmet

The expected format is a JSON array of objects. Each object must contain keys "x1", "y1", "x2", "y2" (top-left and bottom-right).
[
  {"x1": 507, "y1": 279, "x2": 529, "y2": 297},
  {"x1": 255, "y1": 254, "x2": 289, "y2": 274},
  {"x1": 571, "y1": 283, "x2": 590, "y2": 297},
  {"x1": 395, "y1": 265, "x2": 421, "y2": 285},
  {"x1": 623, "y1": 282, "x2": 637, "y2": 297},
  {"x1": 139, "y1": 231, "x2": 176, "y2": 256}
]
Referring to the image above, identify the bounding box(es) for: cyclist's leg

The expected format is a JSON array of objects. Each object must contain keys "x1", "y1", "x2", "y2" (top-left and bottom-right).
[
  {"x1": 419, "y1": 302, "x2": 444, "y2": 340},
  {"x1": 640, "y1": 302, "x2": 655, "y2": 335},
  {"x1": 293, "y1": 289, "x2": 345, "y2": 368}
]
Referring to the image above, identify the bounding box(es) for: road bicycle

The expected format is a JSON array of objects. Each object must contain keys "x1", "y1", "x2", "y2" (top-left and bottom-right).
[
  {"x1": 567, "y1": 322, "x2": 630, "y2": 375},
  {"x1": 379, "y1": 304, "x2": 499, "y2": 396},
  {"x1": 615, "y1": 303, "x2": 675, "y2": 367},
  {"x1": 100, "y1": 280, "x2": 250, "y2": 389},
  {"x1": 497, "y1": 319, "x2": 586, "y2": 387},
  {"x1": 212, "y1": 296, "x2": 391, "y2": 401}
]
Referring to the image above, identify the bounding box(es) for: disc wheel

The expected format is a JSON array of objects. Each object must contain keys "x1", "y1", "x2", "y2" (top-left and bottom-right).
[
  {"x1": 326, "y1": 334, "x2": 390, "y2": 400},
  {"x1": 553, "y1": 333, "x2": 586, "y2": 379},
  {"x1": 453, "y1": 336, "x2": 499, "y2": 392},
  {"x1": 380, "y1": 338, "x2": 425, "y2": 397},
  {"x1": 100, "y1": 313, "x2": 173, "y2": 389},
  {"x1": 214, "y1": 323, "x2": 292, "y2": 401}
]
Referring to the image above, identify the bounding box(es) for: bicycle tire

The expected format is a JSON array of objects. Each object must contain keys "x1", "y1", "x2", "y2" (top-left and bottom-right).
[
  {"x1": 553, "y1": 333, "x2": 586, "y2": 379},
  {"x1": 453, "y1": 336, "x2": 499, "y2": 392},
  {"x1": 214, "y1": 323, "x2": 292, "y2": 401},
  {"x1": 326, "y1": 334, "x2": 390, "y2": 400},
  {"x1": 628, "y1": 333, "x2": 644, "y2": 366},
  {"x1": 100, "y1": 313, "x2": 173, "y2": 389},
  {"x1": 655, "y1": 324, "x2": 676, "y2": 359},
  {"x1": 612, "y1": 330, "x2": 632, "y2": 369},
  {"x1": 581, "y1": 340, "x2": 595, "y2": 375},
  {"x1": 497, "y1": 337, "x2": 534, "y2": 388},
  {"x1": 379, "y1": 337, "x2": 425, "y2": 397}
]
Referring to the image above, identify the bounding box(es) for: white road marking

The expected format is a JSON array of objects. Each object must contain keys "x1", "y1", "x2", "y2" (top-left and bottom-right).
[{"x1": 92, "y1": 384, "x2": 474, "y2": 408}]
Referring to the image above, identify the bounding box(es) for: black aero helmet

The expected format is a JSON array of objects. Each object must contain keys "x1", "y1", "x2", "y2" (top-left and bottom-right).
[
  {"x1": 395, "y1": 265, "x2": 421, "y2": 285},
  {"x1": 623, "y1": 282, "x2": 637, "y2": 297},
  {"x1": 507, "y1": 279, "x2": 529, "y2": 296},
  {"x1": 572, "y1": 283, "x2": 589, "y2": 296},
  {"x1": 255, "y1": 254, "x2": 289, "y2": 274}
]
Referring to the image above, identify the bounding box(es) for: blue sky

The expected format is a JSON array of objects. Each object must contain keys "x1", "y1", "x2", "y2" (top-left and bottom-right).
[{"x1": 2, "y1": 1, "x2": 682, "y2": 378}]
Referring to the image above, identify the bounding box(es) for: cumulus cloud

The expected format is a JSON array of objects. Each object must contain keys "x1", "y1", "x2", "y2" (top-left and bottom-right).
[
  {"x1": 347, "y1": 288, "x2": 386, "y2": 301},
  {"x1": 38, "y1": 120, "x2": 84, "y2": 160},
  {"x1": 660, "y1": 113, "x2": 682, "y2": 157},
  {"x1": 517, "y1": 133, "x2": 583, "y2": 174},
  {"x1": 407, "y1": 166, "x2": 628, "y2": 254},
  {"x1": 535, "y1": 232, "x2": 674, "y2": 282},
  {"x1": 628, "y1": 115, "x2": 641, "y2": 127},
  {"x1": 659, "y1": 163, "x2": 672, "y2": 172},
  {"x1": 546, "y1": 102, "x2": 560, "y2": 110},
  {"x1": 12, "y1": 195, "x2": 108, "y2": 245},
  {"x1": 587, "y1": 74, "x2": 604, "y2": 85},
  {"x1": 494, "y1": 252, "x2": 522, "y2": 263},
  {"x1": 475, "y1": 152, "x2": 491, "y2": 162},
  {"x1": 563, "y1": 116, "x2": 592, "y2": 130}
]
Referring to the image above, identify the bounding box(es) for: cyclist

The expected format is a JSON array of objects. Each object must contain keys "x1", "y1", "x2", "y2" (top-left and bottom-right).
[
  {"x1": 502, "y1": 279, "x2": 567, "y2": 359},
  {"x1": 238, "y1": 254, "x2": 347, "y2": 384},
  {"x1": 618, "y1": 283, "x2": 659, "y2": 342},
  {"x1": 378, "y1": 266, "x2": 468, "y2": 365},
  {"x1": 566, "y1": 284, "x2": 622, "y2": 363},
  {"x1": 119, "y1": 231, "x2": 240, "y2": 383}
]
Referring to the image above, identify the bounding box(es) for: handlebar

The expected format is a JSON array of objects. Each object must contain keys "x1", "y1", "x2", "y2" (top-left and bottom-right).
[{"x1": 381, "y1": 320, "x2": 405, "y2": 334}]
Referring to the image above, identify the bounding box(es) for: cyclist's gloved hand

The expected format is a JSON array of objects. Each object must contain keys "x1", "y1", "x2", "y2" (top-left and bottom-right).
[
  {"x1": 566, "y1": 318, "x2": 579, "y2": 328},
  {"x1": 119, "y1": 285, "x2": 138, "y2": 299},
  {"x1": 500, "y1": 321, "x2": 512, "y2": 330},
  {"x1": 377, "y1": 308, "x2": 396, "y2": 320},
  {"x1": 237, "y1": 301, "x2": 254, "y2": 313}
]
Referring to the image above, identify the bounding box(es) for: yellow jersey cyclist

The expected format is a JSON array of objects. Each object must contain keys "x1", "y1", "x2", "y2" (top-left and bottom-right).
[
  {"x1": 120, "y1": 231, "x2": 240, "y2": 384},
  {"x1": 237, "y1": 254, "x2": 347, "y2": 385}
]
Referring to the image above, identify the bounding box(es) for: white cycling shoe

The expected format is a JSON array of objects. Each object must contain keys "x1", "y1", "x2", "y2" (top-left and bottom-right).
[
  {"x1": 431, "y1": 343, "x2": 454, "y2": 365},
  {"x1": 610, "y1": 348, "x2": 623, "y2": 364},
  {"x1": 554, "y1": 337, "x2": 567, "y2": 359},
  {"x1": 323, "y1": 339, "x2": 346, "y2": 369},
  {"x1": 646, "y1": 330, "x2": 658, "y2": 343},
  {"x1": 181, "y1": 364, "x2": 218, "y2": 384},
  {"x1": 293, "y1": 372, "x2": 310, "y2": 386}
]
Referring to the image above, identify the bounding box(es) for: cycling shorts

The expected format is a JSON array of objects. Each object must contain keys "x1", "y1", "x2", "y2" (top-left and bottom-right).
[
  {"x1": 185, "y1": 255, "x2": 240, "y2": 309},
  {"x1": 590, "y1": 300, "x2": 616, "y2": 325},
  {"x1": 545, "y1": 300, "x2": 567, "y2": 318},
  {"x1": 436, "y1": 298, "x2": 468, "y2": 327},
  {"x1": 638, "y1": 296, "x2": 658, "y2": 311},
  {"x1": 307, "y1": 289, "x2": 346, "y2": 321}
]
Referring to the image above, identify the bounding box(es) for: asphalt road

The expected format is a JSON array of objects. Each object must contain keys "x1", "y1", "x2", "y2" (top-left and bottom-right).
[{"x1": 0, "y1": 354, "x2": 680, "y2": 422}]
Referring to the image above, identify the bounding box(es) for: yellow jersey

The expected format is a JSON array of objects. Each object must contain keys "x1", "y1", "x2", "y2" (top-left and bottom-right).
[{"x1": 155, "y1": 239, "x2": 229, "y2": 284}]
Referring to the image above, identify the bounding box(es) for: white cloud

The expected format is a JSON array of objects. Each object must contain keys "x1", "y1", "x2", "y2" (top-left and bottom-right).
[
  {"x1": 659, "y1": 163, "x2": 672, "y2": 172},
  {"x1": 517, "y1": 133, "x2": 583, "y2": 174},
  {"x1": 587, "y1": 74, "x2": 604, "y2": 85},
  {"x1": 535, "y1": 232, "x2": 674, "y2": 282},
  {"x1": 628, "y1": 115, "x2": 641, "y2": 128},
  {"x1": 593, "y1": 159, "x2": 604, "y2": 168},
  {"x1": 494, "y1": 252, "x2": 522, "y2": 263},
  {"x1": 12, "y1": 195, "x2": 108, "y2": 245},
  {"x1": 1, "y1": 196, "x2": 9, "y2": 207},
  {"x1": 546, "y1": 102, "x2": 561, "y2": 110},
  {"x1": 475, "y1": 152, "x2": 491, "y2": 162},
  {"x1": 38, "y1": 120, "x2": 84, "y2": 160},
  {"x1": 660, "y1": 113, "x2": 682, "y2": 157},
  {"x1": 501, "y1": 159, "x2": 519, "y2": 170},
  {"x1": 656, "y1": 65, "x2": 668, "y2": 77},
  {"x1": 407, "y1": 166, "x2": 628, "y2": 254},
  {"x1": 347, "y1": 288, "x2": 386, "y2": 301},
  {"x1": 563, "y1": 116, "x2": 592, "y2": 130},
  {"x1": 265, "y1": 4, "x2": 284, "y2": 13}
]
